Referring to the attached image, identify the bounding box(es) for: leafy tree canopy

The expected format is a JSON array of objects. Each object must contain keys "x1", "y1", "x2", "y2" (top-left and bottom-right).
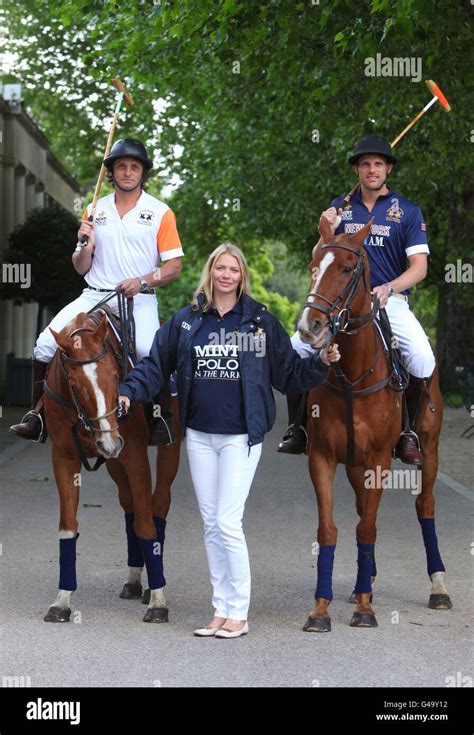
[{"x1": 3, "y1": 0, "x2": 473, "y2": 377}]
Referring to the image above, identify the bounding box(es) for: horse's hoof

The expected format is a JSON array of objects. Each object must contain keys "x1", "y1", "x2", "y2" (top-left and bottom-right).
[
  {"x1": 348, "y1": 591, "x2": 373, "y2": 604},
  {"x1": 350, "y1": 612, "x2": 378, "y2": 628},
  {"x1": 120, "y1": 582, "x2": 143, "y2": 600},
  {"x1": 44, "y1": 606, "x2": 71, "y2": 623},
  {"x1": 302, "y1": 616, "x2": 331, "y2": 633},
  {"x1": 143, "y1": 607, "x2": 169, "y2": 623},
  {"x1": 428, "y1": 593, "x2": 453, "y2": 610},
  {"x1": 141, "y1": 588, "x2": 151, "y2": 605}
]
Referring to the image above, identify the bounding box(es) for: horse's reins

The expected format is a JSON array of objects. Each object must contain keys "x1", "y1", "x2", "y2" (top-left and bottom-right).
[
  {"x1": 44, "y1": 289, "x2": 135, "y2": 471},
  {"x1": 303, "y1": 242, "x2": 393, "y2": 467}
]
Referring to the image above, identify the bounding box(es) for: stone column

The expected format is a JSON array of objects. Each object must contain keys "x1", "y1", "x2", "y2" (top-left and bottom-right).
[
  {"x1": 23, "y1": 301, "x2": 39, "y2": 357},
  {"x1": 35, "y1": 181, "x2": 45, "y2": 208},
  {"x1": 14, "y1": 164, "x2": 26, "y2": 227},
  {"x1": 0, "y1": 299, "x2": 13, "y2": 392},
  {"x1": 25, "y1": 173, "x2": 37, "y2": 214},
  {"x1": 12, "y1": 301, "x2": 24, "y2": 358},
  {"x1": 2, "y1": 160, "x2": 15, "y2": 250}
]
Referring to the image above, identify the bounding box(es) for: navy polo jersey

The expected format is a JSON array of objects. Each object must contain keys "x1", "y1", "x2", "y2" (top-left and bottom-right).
[
  {"x1": 186, "y1": 298, "x2": 247, "y2": 435},
  {"x1": 330, "y1": 189, "x2": 429, "y2": 294}
]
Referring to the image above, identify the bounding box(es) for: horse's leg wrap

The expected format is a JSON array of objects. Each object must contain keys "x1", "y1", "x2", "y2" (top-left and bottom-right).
[
  {"x1": 125, "y1": 512, "x2": 144, "y2": 568},
  {"x1": 139, "y1": 537, "x2": 166, "y2": 590},
  {"x1": 59, "y1": 533, "x2": 79, "y2": 591},
  {"x1": 315, "y1": 545, "x2": 336, "y2": 600},
  {"x1": 354, "y1": 542, "x2": 375, "y2": 595},
  {"x1": 153, "y1": 515, "x2": 166, "y2": 563},
  {"x1": 419, "y1": 518, "x2": 445, "y2": 576},
  {"x1": 371, "y1": 554, "x2": 377, "y2": 580}
]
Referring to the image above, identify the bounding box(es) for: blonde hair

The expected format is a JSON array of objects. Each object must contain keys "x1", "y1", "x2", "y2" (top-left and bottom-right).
[{"x1": 191, "y1": 243, "x2": 251, "y2": 311}]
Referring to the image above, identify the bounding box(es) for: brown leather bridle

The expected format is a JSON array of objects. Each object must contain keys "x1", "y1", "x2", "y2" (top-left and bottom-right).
[
  {"x1": 303, "y1": 242, "x2": 378, "y2": 336},
  {"x1": 44, "y1": 327, "x2": 120, "y2": 471},
  {"x1": 302, "y1": 241, "x2": 391, "y2": 467}
]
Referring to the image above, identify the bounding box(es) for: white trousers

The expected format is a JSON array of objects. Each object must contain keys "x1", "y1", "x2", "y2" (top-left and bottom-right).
[
  {"x1": 34, "y1": 288, "x2": 159, "y2": 362},
  {"x1": 185, "y1": 428, "x2": 262, "y2": 620},
  {"x1": 291, "y1": 296, "x2": 435, "y2": 378}
]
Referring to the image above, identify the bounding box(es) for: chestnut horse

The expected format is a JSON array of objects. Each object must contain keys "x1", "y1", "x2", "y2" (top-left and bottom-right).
[
  {"x1": 43, "y1": 310, "x2": 181, "y2": 623},
  {"x1": 298, "y1": 217, "x2": 451, "y2": 632}
]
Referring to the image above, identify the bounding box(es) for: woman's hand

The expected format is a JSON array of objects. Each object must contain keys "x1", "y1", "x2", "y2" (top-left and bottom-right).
[
  {"x1": 320, "y1": 343, "x2": 341, "y2": 366},
  {"x1": 118, "y1": 395, "x2": 131, "y2": 415}
]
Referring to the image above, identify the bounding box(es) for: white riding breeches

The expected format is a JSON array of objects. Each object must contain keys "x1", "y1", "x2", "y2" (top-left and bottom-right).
[
  {"x1": 34, "y1": 288, "x2": 160, "y2": 363},
  {"x1": 291, "y1": 296, "x2": 435, "y2": 379}
]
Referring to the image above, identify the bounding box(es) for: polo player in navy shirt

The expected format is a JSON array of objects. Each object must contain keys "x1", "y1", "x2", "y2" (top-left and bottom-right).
[{"x1": 279, "y1": 134, "x2": 435, "y2": 465}]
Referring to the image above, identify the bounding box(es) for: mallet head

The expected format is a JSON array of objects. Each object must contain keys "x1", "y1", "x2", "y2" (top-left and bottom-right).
[{"x1": 425, "y1": 79, "x2": 451, "y2": 112}]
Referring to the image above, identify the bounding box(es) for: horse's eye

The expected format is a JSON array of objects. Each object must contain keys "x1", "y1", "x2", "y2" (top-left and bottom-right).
[{"x1": 342, "y1": 266, "x2": 353, "y2": 275}]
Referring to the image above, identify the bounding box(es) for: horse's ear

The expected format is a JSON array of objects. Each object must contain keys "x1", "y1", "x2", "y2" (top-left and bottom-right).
[
  {"x1": 50, "y1": 328, "x2": 69, "y2": 352},
  {"x1": 351, "y1": 218, "x2": 374, "y2": 249},
  {"x1": 94, "y1": 313, "x2": 108, "y2": 343},
  {"x1": 318, "y1": 215, "x2": 334, "y2": 244}
]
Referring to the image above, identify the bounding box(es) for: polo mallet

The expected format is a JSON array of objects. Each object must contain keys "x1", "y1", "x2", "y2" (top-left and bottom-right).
[
  {"x1": 340, "y1": 79, "x2": 451, "y2": 208},
  {"x1": 79, "y1": 78, "x2": 134, "y2": 247}
]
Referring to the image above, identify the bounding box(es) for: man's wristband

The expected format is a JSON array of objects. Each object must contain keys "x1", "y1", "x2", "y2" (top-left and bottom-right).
[{"x1": 386, "y1": 284, "x2": 394, "y2": 298}]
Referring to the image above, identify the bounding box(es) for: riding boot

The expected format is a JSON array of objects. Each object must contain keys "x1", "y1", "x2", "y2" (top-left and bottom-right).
[
  {"x1": 147, "y1": 382, "x2": 176, "y2": 447},
  {"x1": 394, "y1": 374, "x2": 434, "y2": 466},
  {"x1": 9, "y1": 358, "x2": 49, "y2": 443},
  {"x1": 277, "y1": 392, "x2": 308, "y2": 454}
]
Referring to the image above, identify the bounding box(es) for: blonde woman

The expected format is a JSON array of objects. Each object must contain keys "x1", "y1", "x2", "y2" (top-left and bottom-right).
[{"x1": 119, "y1": 244, "x2": 340, "y2": 638}]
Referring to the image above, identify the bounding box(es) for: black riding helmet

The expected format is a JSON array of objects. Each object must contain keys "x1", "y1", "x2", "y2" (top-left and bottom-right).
[
  {"x1": 348, "y1": 134, "x2": 397, "y2": 165},
  {"x1": 103, "y1": 138, "x2": 153, "y2": 171}
]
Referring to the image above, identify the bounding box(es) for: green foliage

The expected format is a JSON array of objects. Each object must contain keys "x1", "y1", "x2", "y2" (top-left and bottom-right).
[
  {"x1": 3, "y1": 0, "x2": 473, "y2": 361},
  {"x1": 5, "y1": 0, "x2": 472, "y2": 270},
  {"x1": 0, "y1": 204, "x2": 83, "y2": 313}
]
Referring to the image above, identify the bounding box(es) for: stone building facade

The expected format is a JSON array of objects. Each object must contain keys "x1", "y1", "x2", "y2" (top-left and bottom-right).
[{"x1": 0, "y1": 96, "x2": 80, "y2": 396}]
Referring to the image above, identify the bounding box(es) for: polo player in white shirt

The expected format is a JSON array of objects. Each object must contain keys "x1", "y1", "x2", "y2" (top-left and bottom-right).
[{"x1": 10, "y1": 138, "x2": 184, "y2": 442}]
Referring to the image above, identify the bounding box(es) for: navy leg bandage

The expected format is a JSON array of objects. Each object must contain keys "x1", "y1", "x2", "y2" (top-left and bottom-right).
[
  {"x1": 419, "y1": 518, "x2": 445, "y2": 576},
  {"x1": 139, "y1": 533, "x2": 166, "y2": 590},
  {"x1": 59, "y1": 534, "x2": 79, "y2": 591},
  {"x1": 125, "y1": 512, "x2": 144, "y2": 567},
  {"x1": 354, "y1": 542, "x2": 375, "y2": 595},
  {"x1": 315, "y1": 545, "x2": 336, "y2": 601},
  {"x1": 153, "y1": 516, "x2": 166, "y2": 554}
]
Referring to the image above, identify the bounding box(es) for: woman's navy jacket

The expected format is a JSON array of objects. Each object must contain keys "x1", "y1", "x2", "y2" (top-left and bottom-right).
[{"x1": 119, "y1": 293, "x2": 328, "y2": 449}]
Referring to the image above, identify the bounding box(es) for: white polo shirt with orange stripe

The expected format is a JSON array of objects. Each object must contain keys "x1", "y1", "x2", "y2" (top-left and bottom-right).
[{"x1": 82, "y1": 190, "x2": 184, "y2": 289}]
